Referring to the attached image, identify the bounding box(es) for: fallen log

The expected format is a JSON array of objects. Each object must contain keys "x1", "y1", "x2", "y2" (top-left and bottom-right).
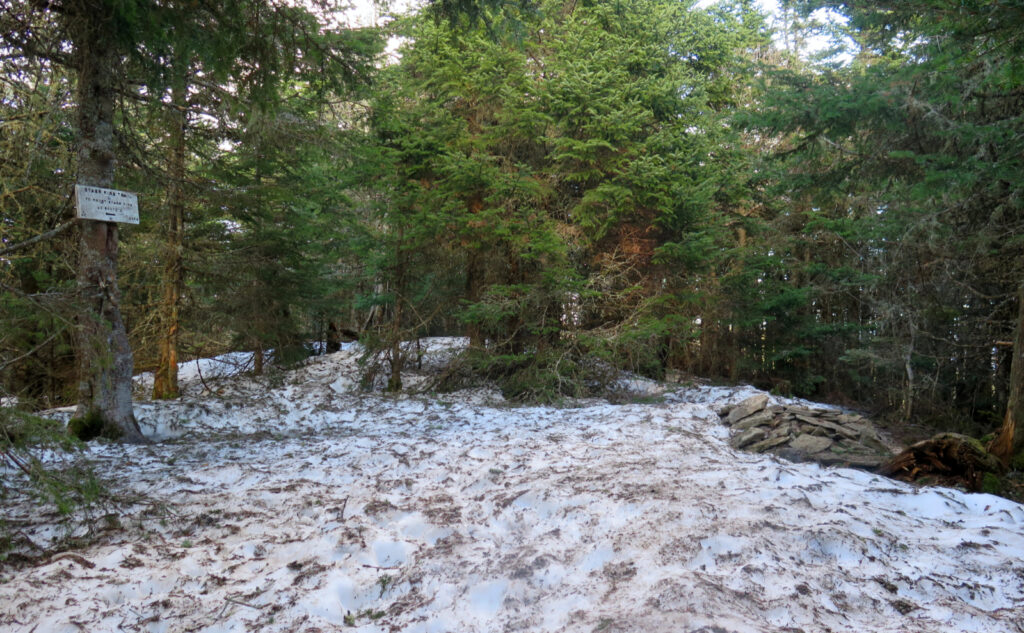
[{"x1": 879, "y1": 433, "x2": 1005, "y2": 492}]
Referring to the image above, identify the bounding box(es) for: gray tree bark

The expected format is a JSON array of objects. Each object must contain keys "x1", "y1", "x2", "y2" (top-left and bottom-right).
[{"x1": 70, "y1": 8, "x2": 146, "y2": 442}]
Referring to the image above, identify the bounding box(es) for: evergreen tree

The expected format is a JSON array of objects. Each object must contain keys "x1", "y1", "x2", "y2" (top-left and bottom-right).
[
  {"x1": 358, "y1": 0, "x2": 768, "y2": 396},
  {"x1": 1, "y1": 0, "x2": 380, "y2": 433},
  {"x1": 0, "y1": 60, "x2": 79, "y2": 407},
  {"x1": 747, "y1": 0, "x2": 1024, "y2": 438}
]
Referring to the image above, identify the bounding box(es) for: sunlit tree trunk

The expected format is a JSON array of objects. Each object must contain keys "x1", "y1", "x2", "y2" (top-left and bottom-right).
[
  {"x1": 153, "y1": 76, "x2": 187, "y2": 400},
  {"x1": 989, "y1": 282, "x2": 1024, "y2": 466}
]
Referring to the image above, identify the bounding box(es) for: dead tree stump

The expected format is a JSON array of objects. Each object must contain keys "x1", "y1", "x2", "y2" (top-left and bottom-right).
[{"x1": 879, "y1": 433, "x2": 1005, "y2": 491}]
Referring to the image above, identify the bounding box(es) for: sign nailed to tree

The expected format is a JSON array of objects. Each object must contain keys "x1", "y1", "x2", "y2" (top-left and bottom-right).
[{"x1": 75, "y1": 185, "x2": 139, "y2": 224}]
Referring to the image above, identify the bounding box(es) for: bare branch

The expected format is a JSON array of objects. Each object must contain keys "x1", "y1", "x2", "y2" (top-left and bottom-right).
[
  {"x1": 0, "y1": 330, "x2": 63, "y2": 372},
  {"x1": 0, "y1": 220, "x2": 75, "y2": 258}
]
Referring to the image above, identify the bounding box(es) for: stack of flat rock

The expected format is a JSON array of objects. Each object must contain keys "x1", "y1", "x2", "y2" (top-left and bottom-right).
[{"x1": 720, "y1": 394, "x2": 893, "y2": 470}]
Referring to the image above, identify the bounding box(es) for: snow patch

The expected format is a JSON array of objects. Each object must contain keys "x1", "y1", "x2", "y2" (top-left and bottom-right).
[{"x1": 4, "y1": 338, "x2": 1023, "y2": 632}]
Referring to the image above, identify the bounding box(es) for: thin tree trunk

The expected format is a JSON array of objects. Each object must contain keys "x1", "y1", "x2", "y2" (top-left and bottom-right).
[
  {"x1": 902, "y1": 323, "x2": 916, "y2": 421},
  {"x1": 989, "y1": 282, "x2": 1024, "y2": 466},
  {"x1": 465, "y1": 249, "x2": 483, "y2": 347},
  {"x1": 153, "y1": 77, "x2": 187, "y2": 400},
  {"x1": 251, "y1": 137, "x2": 266, "y2": 378},
  {"x1": 387, "y1": 227, "x2": 406, "y2": 392},
  {"x1": 387, "y1": 311, "x2": 404, "y2": 391},
  {"x1": 253, "y1": 345, "x2": 264, "y2": 376},
  {"x1": 71, "y1": 13, "x2": 145, "y2": 442},
  {"x1": 465, "y1": 195, "x2": 484, "y2": 348}
]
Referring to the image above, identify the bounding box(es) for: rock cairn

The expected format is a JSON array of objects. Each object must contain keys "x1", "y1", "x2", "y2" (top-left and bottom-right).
[{"x1": 720, "y1": 394, "x2": 893, "y2": 470}]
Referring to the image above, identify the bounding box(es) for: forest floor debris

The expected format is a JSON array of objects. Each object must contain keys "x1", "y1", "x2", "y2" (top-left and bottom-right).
[
  {"x1": 2, "y1": 339, "x2": 1023, "y2": 633},
  {"x1": 880, "y1": 433, "x2": 1007, "y2": 493}
]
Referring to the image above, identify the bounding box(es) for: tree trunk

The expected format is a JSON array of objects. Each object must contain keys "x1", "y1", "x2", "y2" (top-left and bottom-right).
[
  {"x1": 326, "y1": 321, "x2": 342, "y2": 353},
  {"x1": 902, "y1": 323, "x2": 916, "y2": 421},
  {"x1": 387, "y1": 333, "x2": 404, "y2": 392},
  {"x1": 71, "y1": 13, "x2": 145, "y2": 442},
  {"x1": 465, "y1": 248, "x2": 483, "y2": 347},
  {"x1": 387, "y1": 227, "x2": 406, "y2": 392},
  {"x1": 464, "y1": 195, "x2": 485, "y2": 348},
  {"x1": 153, "y1": 77, "x2": 187, "y2": 400},
  {"x1": 253, "y1": 345, "x2": 264, "y2": 376},
  {"x1": 989, "y1": 282, "x2": 1024, "y2": 466}
]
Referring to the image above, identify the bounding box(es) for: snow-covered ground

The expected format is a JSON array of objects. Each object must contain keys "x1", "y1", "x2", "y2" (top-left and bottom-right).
[{"x1": 2, "y1": 339, "x2": 1023, "y2": 632}]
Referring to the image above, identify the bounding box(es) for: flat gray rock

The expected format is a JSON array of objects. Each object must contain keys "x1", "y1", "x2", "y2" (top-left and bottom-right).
[
  {"x1": 790, "y1": 433, "x2": 833, "y2": 454},
  {"x1": 731, "y1": 427, "x2": 768, "y2": 449},
  {"x1": 748, "y1": 434, "x2": 792, "y2": 453},
  {"x1": 733, "y1": 410, "x2": 774, "y2": 430},
  {"x1": 726, "y1": 394, "x2": 770, "y2": 425},
  {"x1": 796, "y1": 415, "x2": 860, "y2": 439}
]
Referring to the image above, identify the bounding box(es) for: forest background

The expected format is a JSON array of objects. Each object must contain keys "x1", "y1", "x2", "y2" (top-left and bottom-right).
[{"x1": 1, "y1": 0, "x2": 1022, "y2": 464}]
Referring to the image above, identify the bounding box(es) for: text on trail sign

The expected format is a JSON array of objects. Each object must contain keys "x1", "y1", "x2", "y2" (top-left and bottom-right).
[{"x1": 75, "y1": 185, "x2": 140, "y2": 224}]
